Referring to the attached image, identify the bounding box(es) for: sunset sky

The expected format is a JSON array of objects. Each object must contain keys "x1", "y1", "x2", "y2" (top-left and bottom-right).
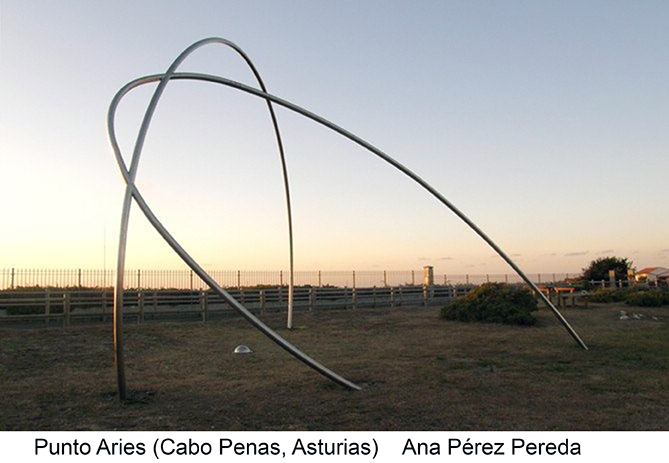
[{"x1": 1, "y1": 0, "x2": 667, "y2": 274}]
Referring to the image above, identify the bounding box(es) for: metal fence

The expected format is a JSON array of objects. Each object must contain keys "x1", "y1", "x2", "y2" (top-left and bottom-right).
[{"x1": 0, "y1": 268, "x2": 580, "y2": 291}]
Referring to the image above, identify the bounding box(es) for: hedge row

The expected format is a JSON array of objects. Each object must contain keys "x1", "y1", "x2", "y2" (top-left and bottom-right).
[{"x1": 588, "y1": 287, "x2": 669, "y2": 307}]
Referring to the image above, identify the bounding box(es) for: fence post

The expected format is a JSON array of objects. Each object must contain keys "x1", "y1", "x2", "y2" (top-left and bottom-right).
[
  {"x1": 101, "y1": 288, "x2": 107, "y2": 322},
  {"x1": 237, "y1": 270, "x2": 241, "y2": 289},
  {"x1": 318, "y1": 270, "x2": 321, "y2": 287},
  {"x1": 260, "y1": 290, "x2": 266, "y2": 314},
  {"x1": 423, "y1": 266, "x2": 434, "y2": 306},
  {"x1": 11, "y1": 267, "x2": 15, "y2": 289},
  {"x1": 258, "y1": 289, "x2": 266, "y2": 315},
  {"x1": 352, "y1": 270, "x2": 355, "y2": 290},
  {"x1": 627, "y1": 269, "x2": 635, "y2": 286},
  {"x1": 190, "y1": 270, "x2": 193, "y2": 291},
  {"x1": 411, "y1": 270, "x2": 415, "y2": 285},
  {"x1": 137, "y1": 269, "x2": 141, "y2": 289},
  {"x1": 280, "y1": 270, "x2": 283, "y2": 287},
  {"x1": 466, "y1": 274, "x2": 469, "y2": 285},
  {"x1": 309, "y1": 287, "x2": 315, "y2": 311},
  {"x1": 45, "y1": 288, "x2": 51, "y2": 325},
  {"x1": 352, "y1": 287, "x2": 357, "y2": 309},
  {"x1": 505, "y1": 274, "x2": 508, "y2": 283},
  {"x1": 78, "y1": 268, "x2": 82, "y2": 288},
  {"x1": 486, "y1": 273, "x2": 489, "y2": 283},
  {"x1": 200, "y1": 290, "x2": 209, "y2": 322},
  {"x1": 138, "y1": 291, "x2": 144, "y2": 324},
  {"x1": 553, "y1": 273, "x2": 556, "y2": 283},
  {"x1": 383, "y1": 270, "x2": 387, "y2": 287},
  {"x1": 538, "y1": 274, "x2": 542, "y2": 284},
  {"x1": 63, "y1": 292, "x2": 71, "y2": 327}
]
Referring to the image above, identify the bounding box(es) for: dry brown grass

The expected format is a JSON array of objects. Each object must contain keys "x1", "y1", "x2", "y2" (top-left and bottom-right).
[{"x1": 0, "y1": 303, "x2": 667, "y2": 430}]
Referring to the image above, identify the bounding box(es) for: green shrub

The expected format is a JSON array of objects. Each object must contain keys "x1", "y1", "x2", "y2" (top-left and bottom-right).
[
  {"x1": 440, "y1": 283, "x2": 538, "y2": 326},
  {"x1": 587, "y1": 286, "x2": 655, "y2": 304},
  {"x1": 625, "y1": 290, "x2": 669, "y2": 307},
  {"x1": 588, "y1": 288, "x2": 626, "y2": 303},
  {"x1": 589, "y1": 286, "x2": 644, "y2": 303}
]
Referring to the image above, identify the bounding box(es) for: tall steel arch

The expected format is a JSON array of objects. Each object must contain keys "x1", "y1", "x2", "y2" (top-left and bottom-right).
[
  {"x1": 109, "y1": 38, "x2": 588, "y2": 400},
  {"x1": 110, "y1": 38, "x2": 297, "y2": 400}
]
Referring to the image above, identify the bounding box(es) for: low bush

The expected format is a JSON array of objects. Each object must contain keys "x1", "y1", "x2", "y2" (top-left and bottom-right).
[
  {"x1": 440, "y1": 283, "x2": 538, "y2": 326},
  {"x1": 584, "y1": 286, "x2": 668, "y2": 307},
  {"x1": 587, "y1": 286, "x2": 654, "y2": 304},
  {"x1": 588, "y1": 288, "x2": 627, "y2": 303},
  {"x1": 625, "y1": 290, "x2": 669, "y2": 307}
]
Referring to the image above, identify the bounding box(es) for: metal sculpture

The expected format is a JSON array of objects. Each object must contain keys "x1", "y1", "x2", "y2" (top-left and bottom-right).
[{"x1": 109, "y1": 37, "x2": 588, "y2": 400}]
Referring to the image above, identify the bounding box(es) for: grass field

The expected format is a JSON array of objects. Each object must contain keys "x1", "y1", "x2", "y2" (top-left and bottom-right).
[{"x1": 0, "y1": 303, "x2": 667, "y2": 430}]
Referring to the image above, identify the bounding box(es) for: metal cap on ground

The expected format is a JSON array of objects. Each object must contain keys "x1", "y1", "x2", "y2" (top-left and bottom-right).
[{"x1": 234, "y1": 345, "x2": 252, "y2": 354}]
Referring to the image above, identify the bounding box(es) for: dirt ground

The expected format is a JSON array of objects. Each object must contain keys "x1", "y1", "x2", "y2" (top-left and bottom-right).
[{"x1": 0, "y1": 303, "x2": 667, "y2": 430}]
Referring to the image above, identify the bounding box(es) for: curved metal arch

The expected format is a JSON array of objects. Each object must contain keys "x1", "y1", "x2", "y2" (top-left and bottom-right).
[{"x1": 112, "y1": 38, "x2": 296, "y2": 401}]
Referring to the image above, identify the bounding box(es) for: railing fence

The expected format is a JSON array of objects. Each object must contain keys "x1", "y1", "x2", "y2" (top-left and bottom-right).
[
  {"x1": 0, "y1": 285, "x2": 475, "y2": 327},
  {"x1": 0, "y1": 268, "x2": 579, "y2": 291},
  {"x1": 2, "y1": 269, "x2": 650, "y2": 328}
]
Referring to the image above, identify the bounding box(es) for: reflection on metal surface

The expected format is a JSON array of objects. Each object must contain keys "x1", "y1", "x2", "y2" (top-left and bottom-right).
[
  {"x1": 234, "y1": 345, "x2": 253, "y2": 355},
  {"x1": 109, "y1": 37, "x2": 588, "y2": 401}
]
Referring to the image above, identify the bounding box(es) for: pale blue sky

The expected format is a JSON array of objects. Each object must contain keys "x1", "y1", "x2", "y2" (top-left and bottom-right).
[{"x1": 1, "y1": 0, "x2": 667, "y2": 273}]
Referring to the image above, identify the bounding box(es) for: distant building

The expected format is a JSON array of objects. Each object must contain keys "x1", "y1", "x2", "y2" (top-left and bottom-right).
[{"x1": 635, "y1": 267, "x2": 669, "y2": 283}]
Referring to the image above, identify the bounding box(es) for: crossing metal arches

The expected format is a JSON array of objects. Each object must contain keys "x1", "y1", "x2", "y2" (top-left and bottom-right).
[{"x1": 109, "y1": 38, "x2": 587, "y2": 400}]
